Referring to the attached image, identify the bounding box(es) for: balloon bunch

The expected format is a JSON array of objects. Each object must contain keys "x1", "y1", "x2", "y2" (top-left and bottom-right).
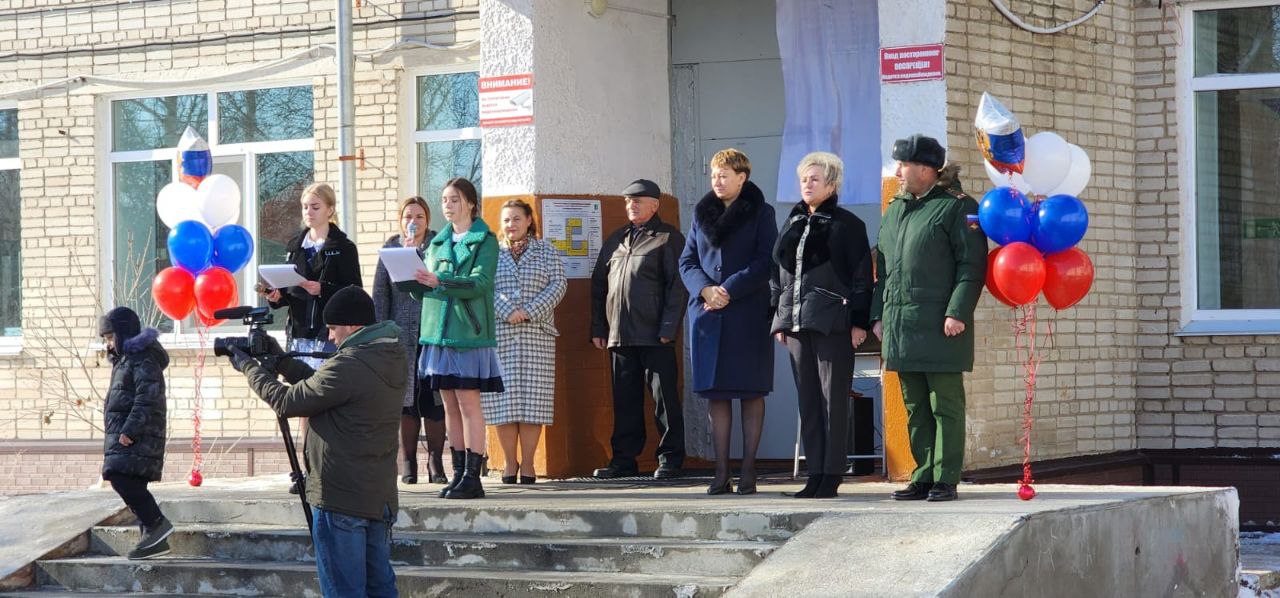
[
  {"x1": 150, "y1": 127, "x2": 254, "y2": 327},
  {"x1": 974, "y1": 93, "x2": 1095, "y2": 311}
]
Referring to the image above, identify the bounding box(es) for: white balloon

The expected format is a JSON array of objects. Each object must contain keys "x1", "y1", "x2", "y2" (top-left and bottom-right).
[
  {"x1": 984, "y1": 160, "x2": 1033, "y2": 195},
  {"x1": 195, "y1": 174, "x2": 242, "y2": 229},
  {"x1": 1046, "y1": 143, "x2": 1092, "y2": 198},
  {"x1": 155, "y1": 182, "x2": 205, "y2": 229},
  {"x1": 1022, "y1": 132, "x2": 1073, "y2": 196}
]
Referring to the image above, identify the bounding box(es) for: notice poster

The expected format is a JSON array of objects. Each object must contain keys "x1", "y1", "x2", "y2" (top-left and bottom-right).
[
  {"x1": 541, "y1": 199, "x2": 603, "y2": 279},
  {"x1": 880, "y1": 44, "x2": 945, "y2": 84},
  {"x1": 479, "y1": 74, "x2": 534, "y2": 127}
]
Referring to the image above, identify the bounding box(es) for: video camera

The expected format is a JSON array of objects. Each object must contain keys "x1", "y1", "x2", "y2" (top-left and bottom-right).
[{"x1": 211, "y1": 306, "x2": 275, "y2": 358}]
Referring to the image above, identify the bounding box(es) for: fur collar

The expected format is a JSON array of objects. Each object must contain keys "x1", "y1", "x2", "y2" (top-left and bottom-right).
[
  {"x1": 122, "y1": 327, "x2": 160, "y2": 354},
  {"x1": 776, "y1": 194, "x2": 841, "y2": 274},
  {"x1": 695, "y1": 180, "x2": 765, "y2": 247}
]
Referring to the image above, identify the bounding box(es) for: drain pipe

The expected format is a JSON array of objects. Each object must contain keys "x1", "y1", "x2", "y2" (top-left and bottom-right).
[{"x1": 336, "y1": 0, "x2": 357, "y2": 236}]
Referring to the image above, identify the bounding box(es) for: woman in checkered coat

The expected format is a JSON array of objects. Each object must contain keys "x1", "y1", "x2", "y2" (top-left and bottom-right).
[{"x1": 485, "y1": 199, "x2": 568, "y2": 484}]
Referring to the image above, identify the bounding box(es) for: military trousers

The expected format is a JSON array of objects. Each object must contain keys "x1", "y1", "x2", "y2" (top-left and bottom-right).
[{"x1": 897, "y1": 371, "x2": 966, "y2": 485}]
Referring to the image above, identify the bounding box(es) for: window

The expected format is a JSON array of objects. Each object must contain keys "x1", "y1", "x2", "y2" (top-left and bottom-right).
[
  {"x1": 0, "y1": 107, "x2": 19, "y2": 341},
  {"x1": 1182, "y1": 2, "x2": 1280, "y2": 333},
  {"x1": 107, "y1": 86, "x2": 314, "y2": 336},
  {"x1": 414, "y1": 71, "x2": 481, "y2": 217}
]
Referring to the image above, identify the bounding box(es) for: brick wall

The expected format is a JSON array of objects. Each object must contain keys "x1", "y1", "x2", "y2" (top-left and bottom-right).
[
  {"x1": 0, "y1": 0, "x2": 480, "y2": 485},
  {"x1": 945, "y1": 0, "x2": 1142, "y2": 469},
  {"x1": 1131, "y1": 0, "x2": 1280, "y2": 450}
]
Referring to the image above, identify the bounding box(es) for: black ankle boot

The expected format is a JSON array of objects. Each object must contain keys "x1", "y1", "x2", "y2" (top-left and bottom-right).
[
  {"x1": 427, "y1": 449, "x2": 448, "y2": 485},
  {"x1": 793, "y1": 475, "x2": 822, "y2": 498},
  {"x1": 402, "y1": 459, "x2": 418, "y2": 484},
  {"x1": 438, "y1": 449, "x2": 466, "y2": 498},
  {"x1": 445, "y1": 450, "x2": 487, "y2": 500},
  {"x1": 813, "y1": 474, "x2": 842, "y2": 498}
]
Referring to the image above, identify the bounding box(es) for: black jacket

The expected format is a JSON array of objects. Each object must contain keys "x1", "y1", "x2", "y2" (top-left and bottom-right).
[
  {"x1": 102, "y1": 327, "x2": 170, "y2": 481},
  {"x1": 268, "y1": 225, "x2": 363, "y2": 341},
  {"x1": 770, "y1": 195, "x2": 873, "y2": 335},
  {"x1": 590, "y1": 214, "x2": 689, "y2": 347}
]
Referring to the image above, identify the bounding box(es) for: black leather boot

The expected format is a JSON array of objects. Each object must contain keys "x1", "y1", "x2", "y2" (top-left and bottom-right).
[
  {"x1": 445, "y1": 450, "x2": 487, "y2": 500},
  {"x1": 792, "y1": 475, "x2": 822, "y2": 498},
  {"x1": 401, "y1": 459, "x2": 418, "y2": 484},
  {"x1": 813, "y1": 474, "x2": 842, "y2": 498},
  {"x1": 438, "y1": 449, "x2": 466, "y2": 498},
  {"x1": 891, "y1": 481, "x2": 933, "y2": 501}
]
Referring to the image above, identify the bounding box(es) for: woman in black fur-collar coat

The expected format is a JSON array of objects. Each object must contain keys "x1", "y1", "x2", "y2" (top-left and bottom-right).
[
  {"x1": 679, "y1": 149, "x2": 778, "y2": 496},
  {"x1": 770, "y1": 151, "x2": 872, "y2": 500}
]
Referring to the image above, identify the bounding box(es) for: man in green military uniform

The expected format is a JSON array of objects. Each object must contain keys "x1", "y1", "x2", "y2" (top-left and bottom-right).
[{"x1": 871, "y1": 134, "x2": 987, "y2": 502}]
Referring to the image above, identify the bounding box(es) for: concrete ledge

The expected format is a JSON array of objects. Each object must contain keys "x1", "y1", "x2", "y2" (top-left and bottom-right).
[
  {"x1": 729, "y1": 484, "x2": 1239, "y2": 597},
  {"x1": 0, "y1": 490, "x2": 125, "y2": 590}
]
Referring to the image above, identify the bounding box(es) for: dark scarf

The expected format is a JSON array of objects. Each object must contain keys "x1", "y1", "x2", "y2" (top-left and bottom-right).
[
  {"x1": 694, "y1": 180, "x2": 765, "y2": 247},
  {"x1": 507, "y1": 236, "x2": 532, "y2": 261},
  {"x1": 776, "y1": 194, "x2": 840, "y2": 274}
]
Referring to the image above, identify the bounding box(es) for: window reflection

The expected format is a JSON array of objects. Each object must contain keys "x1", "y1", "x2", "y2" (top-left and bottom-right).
[
  {"x1": 112, "y1": 95, "x2": 208, "y2": 152},
  {"x1": 218, "y1": 87, "x2": 314, "y2": 144},
  {"x1": 112, "y1": 161, "x2": 173, "y2": 332}
]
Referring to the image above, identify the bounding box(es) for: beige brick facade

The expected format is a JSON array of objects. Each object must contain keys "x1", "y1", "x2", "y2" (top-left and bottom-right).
[{"x1": 0, "y1": 0, "x2": 480, "y2": 492}]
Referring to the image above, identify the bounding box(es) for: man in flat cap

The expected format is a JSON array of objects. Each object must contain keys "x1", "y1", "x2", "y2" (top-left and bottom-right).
[
  {"x1": 871, "y1": 134, "x2": 987, "y2": 502},
  {"x1": 590, "y1": 179, "x2": 689, "y2": 480}
]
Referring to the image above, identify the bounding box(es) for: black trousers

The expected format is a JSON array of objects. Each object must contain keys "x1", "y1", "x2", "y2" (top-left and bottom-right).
[
  {"x1": 107, "y1": 474, "x2": 163, "y2": 528},
  {"x1": 609, "y1": 345, "x2": 685, "y2": 469},
  {"x1": 784, "y1": 331, "x2": 853, "y2": 476}
]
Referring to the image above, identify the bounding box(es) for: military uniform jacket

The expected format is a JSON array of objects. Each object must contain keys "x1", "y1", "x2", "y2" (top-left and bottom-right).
[{"x1": 871, "y1": 173, "x2": 988, "y2": 373}]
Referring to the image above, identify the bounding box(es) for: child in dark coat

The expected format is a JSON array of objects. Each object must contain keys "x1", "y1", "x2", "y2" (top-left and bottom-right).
[{"x1": 99, "y1": 306, "x2": 174, "y2": 560}]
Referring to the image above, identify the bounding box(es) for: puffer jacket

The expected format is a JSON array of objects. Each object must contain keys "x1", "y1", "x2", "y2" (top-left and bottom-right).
[
  {"x1": 242, "y1": 320, "x2": 406, "y2": 520},
  {"x1": 590, "y1": 215, "x2": 689, "y2": 347},
  {"x1": 406, "y1": 219, "x2": 500, "y2": 349},
  {"x1": 101, "y1": 312, "x2": 169, "y2": 482},
  {"x1": 770, "y1": 194, "x2": 873, "y2": 336}
]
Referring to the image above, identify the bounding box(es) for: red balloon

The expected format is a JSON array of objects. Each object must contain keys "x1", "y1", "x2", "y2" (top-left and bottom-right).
[
  {"x1": 152, "y1": 267, "x2": 196, "y2": 320},
  {"x1": 196, "y1": 311, "x2": 225, "y2": 328},
  {"x1": 1043, "y1": 247, "x2": 1094, "y2": 310},
  {"x1": 1018, "y1": 484, "x2": 1037, "y2": 501},
  {"x1": 188, "y1": 469, "x2": 203, "y2": 487},
  {"x1": 985, "y1": 247, "x2": 1017, "y2": 307},
  {"x1": 180, "y1": 174, "x2": 206, "y2": 189},
  {"x1": 194, "y1": 266, "x2": 238, "y2": 323},
  {"x1": 991, "y1": 242, "x2": 1046, "y2": 306}
]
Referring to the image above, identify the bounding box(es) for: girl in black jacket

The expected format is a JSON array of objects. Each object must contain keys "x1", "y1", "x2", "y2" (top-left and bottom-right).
[
  {"x1": 264, "y1": 182, "x2": 363, "y2": 367},
  {"x1": 99, "y1": 306, "x2": 174, "y2": 560}
]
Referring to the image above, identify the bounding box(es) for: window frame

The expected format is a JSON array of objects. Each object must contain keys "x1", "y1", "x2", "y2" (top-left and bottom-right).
[
  {"x1": 0, "y1": 100, "x2": 19, "y2": 355},
  {"x1": 406, "y1": 64, "x2": 482, "y2": 203},
  {"x1": 1176, "y1": 0, "x2": 1280, "y2": 335},
  {"x1": 100, "y1": 81, "x2": 315, "y2": 349}
]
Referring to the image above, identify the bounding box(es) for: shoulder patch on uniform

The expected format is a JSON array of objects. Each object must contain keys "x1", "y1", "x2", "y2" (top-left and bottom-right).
[
  {"x1": 946, "y1": 188, "x2": 972, "y2": 201},
  {"x1": 966, "y1": 214, "x2": 982, "y2": 232}
]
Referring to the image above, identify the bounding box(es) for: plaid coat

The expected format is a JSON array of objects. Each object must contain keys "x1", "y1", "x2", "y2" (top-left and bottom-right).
[{"x1": 483, "y1": 238, "x2": 568, "y2": 425}]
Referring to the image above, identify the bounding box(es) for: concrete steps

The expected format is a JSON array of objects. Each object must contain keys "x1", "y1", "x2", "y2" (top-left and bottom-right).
[{"x1": 30, "y1": 493, "x2": 791, "y2": 596}]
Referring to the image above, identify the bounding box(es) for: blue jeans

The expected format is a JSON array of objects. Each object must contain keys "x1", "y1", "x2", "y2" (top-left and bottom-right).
[{"x1": 312, "y1": 506, "x2": 397, "y2": 598}]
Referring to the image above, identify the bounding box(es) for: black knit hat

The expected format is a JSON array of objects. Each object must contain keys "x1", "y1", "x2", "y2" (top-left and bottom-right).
[
  {"x1": 892, "y1": 134, "x2": 946, "y2": 170},
  {"x1": 99, "y1": 306, "x2": 141, "y2": 341},
  {"x1": 323, "y1": 286, "x2": 376, "y2": 327}
]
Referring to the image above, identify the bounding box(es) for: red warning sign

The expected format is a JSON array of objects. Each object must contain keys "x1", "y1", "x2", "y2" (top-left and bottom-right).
[
  {"x1": 479, "y1": 74, "x2": 534, "y2": 128},
  {"x1": 880, "y1": 44, "x2": 945, "y2": 84}
]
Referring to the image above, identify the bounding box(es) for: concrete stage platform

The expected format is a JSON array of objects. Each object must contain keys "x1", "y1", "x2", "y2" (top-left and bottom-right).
[{"x1": 4, "y1": 476, "x2": 1240, "y2": 596}]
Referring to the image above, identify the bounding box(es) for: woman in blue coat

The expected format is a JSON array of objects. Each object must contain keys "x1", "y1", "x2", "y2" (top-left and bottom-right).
[{"x1": 679, "y1": 149, "x2": 779, "y2": 495}]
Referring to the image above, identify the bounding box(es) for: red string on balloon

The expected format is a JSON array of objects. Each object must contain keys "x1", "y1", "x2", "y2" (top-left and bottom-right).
[
  {"x1": 189, "y1": 323, "x2": 206, "y2": 486},
  {"x1": 1013, "y1": 303, "x2": 1039, "y2": 500}
]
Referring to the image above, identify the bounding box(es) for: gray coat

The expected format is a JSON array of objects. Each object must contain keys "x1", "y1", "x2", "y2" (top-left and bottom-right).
[{"x1": 372, "y1": 232, "x2": 433, "y2": 407}]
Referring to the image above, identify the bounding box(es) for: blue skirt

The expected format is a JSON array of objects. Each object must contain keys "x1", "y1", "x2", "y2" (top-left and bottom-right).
[{"x1": 418, "y1": 344, "x2": 505, "y2": 392}]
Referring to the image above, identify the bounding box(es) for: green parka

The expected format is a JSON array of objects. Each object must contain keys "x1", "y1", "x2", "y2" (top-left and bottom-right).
[
  {"x1": 243, "y1": 320, "x2": 406, "y2": 520},
  {"x1": 871, "y1": 165, "x2": 988, "y2": 372},
  {"x1": 405, "y1": 219, "x2": 499, "y2": 349}
]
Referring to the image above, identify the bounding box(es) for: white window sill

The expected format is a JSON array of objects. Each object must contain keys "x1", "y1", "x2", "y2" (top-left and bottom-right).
[
  {"x1": 1175, "y1": 320, "x2": 1280, "y2": 337},
  {"x1": 85, "y1": 331, "x2": 288, "y2": 353},
  {"x1": 0, "y1": 337, "x2": 22, "y2": 356}
]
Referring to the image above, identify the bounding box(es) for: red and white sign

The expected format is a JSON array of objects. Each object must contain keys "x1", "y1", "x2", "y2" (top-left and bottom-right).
[
  {"x1": 880, "y1": 44, "x2": 945, "y2": 84},
  {"x1": 479, "y1": 74, "x2": 534, "y2": 128}
]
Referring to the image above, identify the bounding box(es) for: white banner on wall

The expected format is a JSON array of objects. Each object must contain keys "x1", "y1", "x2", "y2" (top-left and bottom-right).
[
  {"x1": 541, "y1": 199, "x2": 603, "y2": 279},
  {"x1": 775, "y1": 1, "x2": 882, "y2": 205}
]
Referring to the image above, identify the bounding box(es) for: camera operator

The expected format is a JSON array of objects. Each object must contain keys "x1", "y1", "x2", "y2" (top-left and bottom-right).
[{"x1": 224, "y1": 286, "x2": 404, "y2": 598}]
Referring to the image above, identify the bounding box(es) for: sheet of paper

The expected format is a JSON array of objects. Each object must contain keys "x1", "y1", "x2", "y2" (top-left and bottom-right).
[
  {"x1": 378, "y1": 247, "x2": 427, "y2": 283},
  {"x1": 258, "y1": 264, "x2": 307, "y2": 289}
]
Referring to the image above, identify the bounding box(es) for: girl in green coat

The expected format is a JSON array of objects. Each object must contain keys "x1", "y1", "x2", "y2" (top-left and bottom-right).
[{"x1": 409, "y1": 177, "x2": 503, "y2": 500}]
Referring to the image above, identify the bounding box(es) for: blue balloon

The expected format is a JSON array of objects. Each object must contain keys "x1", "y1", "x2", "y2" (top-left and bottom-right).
[
  {"x1": 978, "y1": 187, "x2": 1033, "y2": 245},
  {"x1": 212, "y1": 224, "x2": 255, "y2": 273},
  {"x1": 167, "y1": 220, "x2": 213, "y2": 273},
  {"x1": 1030, "y1": 194, "x2": 1089, "y2": 255}
]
